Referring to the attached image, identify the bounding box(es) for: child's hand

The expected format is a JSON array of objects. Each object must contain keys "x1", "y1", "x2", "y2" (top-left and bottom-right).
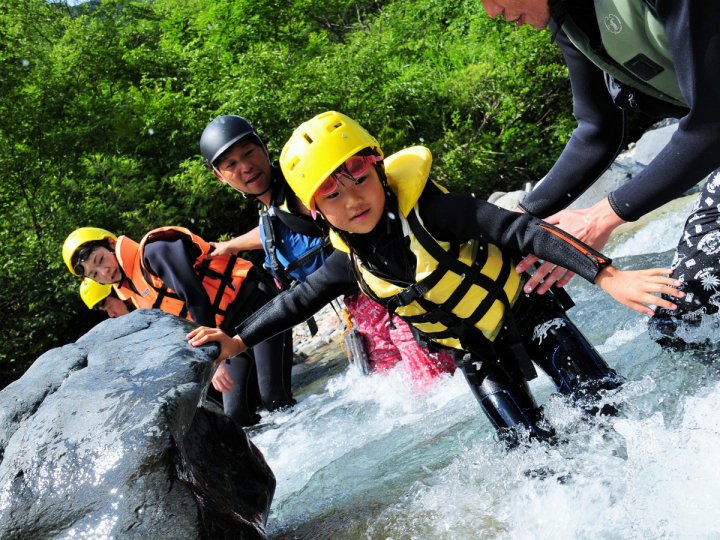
[
  {"x1": 186, "y1": 326, "x2": 247, "y2": 362},
  {"x1": 211, "y1": 361, "x2": 235, "y2": 393},
  {"x1": 595, "y1": 266, "x2": 684, "y2": 316}
]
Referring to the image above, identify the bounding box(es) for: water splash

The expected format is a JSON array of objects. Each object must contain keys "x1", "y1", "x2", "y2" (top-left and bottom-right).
[{"x1": 252, "y1": 198, "x2": 720, "y2": 538}]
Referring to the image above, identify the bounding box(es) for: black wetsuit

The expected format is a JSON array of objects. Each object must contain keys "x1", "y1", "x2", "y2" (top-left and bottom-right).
[
  {"x1": 235, "y1": 184, "x2": 619, "y2": 441},
  {"x1": 522, "y1": 0, "x2": 720, "y2": 344},
  {"x1": 141, "y1": 238, "x2": 295, "y2": 426}
]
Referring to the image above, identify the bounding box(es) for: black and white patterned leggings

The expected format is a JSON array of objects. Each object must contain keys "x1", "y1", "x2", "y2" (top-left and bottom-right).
[{"x1": 650, "y1": 168, "x2": 720, "y2": 346}]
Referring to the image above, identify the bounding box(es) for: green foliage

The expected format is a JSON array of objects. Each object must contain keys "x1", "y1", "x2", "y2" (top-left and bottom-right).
[{"x1": 0, "y1": 0, "x2": 575, "y2": 388}]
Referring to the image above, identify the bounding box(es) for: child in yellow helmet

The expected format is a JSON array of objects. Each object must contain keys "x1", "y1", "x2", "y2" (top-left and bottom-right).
[
  {"x1": 199, "y1": 114, "x2": 456, "y2": 386},
  {"x1": 79, "y1": 278, "x2": 131, "y2": 318},
  {"x1": 63, "y1": 225, "x2": 295, "y2": 427},
  {"x1": 189, "y1": 111, "x2": 683, "y2": 443}
]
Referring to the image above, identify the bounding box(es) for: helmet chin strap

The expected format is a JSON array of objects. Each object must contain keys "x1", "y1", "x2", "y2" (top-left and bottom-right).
[
  {"x1": 247, "y1": 183, "x2": 273, "y2": 199},
  {"x1": 112, "y1": 265, "x2": 128, "y2": 287},
  {"x1": 376, "y1": 165, "x2": 397, "y2": 233}
]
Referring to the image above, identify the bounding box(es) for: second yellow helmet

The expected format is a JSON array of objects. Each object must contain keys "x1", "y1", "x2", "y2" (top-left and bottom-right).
[{"x1": 79, "y1": 278, "x2": 112, "y2": 309}]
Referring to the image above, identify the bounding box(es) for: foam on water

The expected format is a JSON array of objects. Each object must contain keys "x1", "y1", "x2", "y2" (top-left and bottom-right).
[
  {"x1": 605, "y1": 194, "x2": 696, "y2": 259},
  {"x1": 258, "y1": 315, "x2": 720, "y2": 538},
  {"x1": 363, "y1": 377, "x2": 720, "y2": 538}
]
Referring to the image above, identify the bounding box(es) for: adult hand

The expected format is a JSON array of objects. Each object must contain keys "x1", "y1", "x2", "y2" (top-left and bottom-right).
[
  {"x1": 516, "y1": 255, "x2": 574, "y2": 294},
  {"x1": 517, "y1": 197, "x2": 626, "y2": 293},
  {"x1": 211, "y1": 360, "x2": 235, "y2": 393},
  {"x1": 208, "y1": 227, "x2": 262, "y2": 257},
  {"x1": 208, "y1": 240, "x2": 239, "y2": 258},
  {"x1": 186, "y1": 326, "x2": 247, "y2": 361},
  {"x1": 544, "y1": 197, "x2": 625, "y2": 252},
  {"x1": 595, "y1": 266, "x2": 684, "y2": 316}
]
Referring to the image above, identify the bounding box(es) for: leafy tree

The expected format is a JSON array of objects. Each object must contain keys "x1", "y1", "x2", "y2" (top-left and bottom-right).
[{"x1": 0, "y1": 0, "x2": 577, "y2": 388}]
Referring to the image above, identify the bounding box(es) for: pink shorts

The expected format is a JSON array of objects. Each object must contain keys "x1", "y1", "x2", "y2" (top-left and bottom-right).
[{"x1": 343, "y1": 292, "x2": 456, "y2": 387}]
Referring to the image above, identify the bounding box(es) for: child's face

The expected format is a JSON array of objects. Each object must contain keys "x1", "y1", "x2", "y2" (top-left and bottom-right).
[
  {"x1": 213, "y1": 139, "x2": 272, "y2": 196},
  {"x1": 82, "y1": 246, "x2": 121, "y2": 284},
  {"x1": 99, "y1": 297, "x2": 130, "y2": 318},
  {"x1": 314, "y1": 160, "x2": 386, "y2": 234}
]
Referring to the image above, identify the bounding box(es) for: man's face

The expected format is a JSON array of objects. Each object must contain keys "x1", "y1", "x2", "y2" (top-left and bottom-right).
[
  {"x1": 481, "y1": 0, "x2": 550, "y2": 30},
  {"x1": 212, "y1": 139, "x2": 273, "y2": 197}
]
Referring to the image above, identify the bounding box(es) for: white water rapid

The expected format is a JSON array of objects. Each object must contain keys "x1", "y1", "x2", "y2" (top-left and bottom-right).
[{"x1": 251, "y1": 193, "x2": 720, "y2": 539}]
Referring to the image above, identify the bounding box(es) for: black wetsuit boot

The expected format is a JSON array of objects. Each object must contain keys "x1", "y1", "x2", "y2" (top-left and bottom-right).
[
  {"x1": 457, "y1": 352, "x2": 556, "y2": 446},
  {"x1": 518, "y1": 291, "x2": 622, "y2": 415}
]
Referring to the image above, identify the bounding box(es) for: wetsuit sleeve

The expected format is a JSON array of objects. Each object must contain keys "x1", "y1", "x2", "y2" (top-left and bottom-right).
[
  {"x1": 609, "y1": 0, "x2": 720, "y2": 221},
  {"x1": 234, "y1": 250, "x2": 357, "y2": 348},
  {"x1": 143, "y1": 240, "x2": 216, "y2": 327},
  {"x1": 524, "y1": 2, "x2": 720, "y2": 222},
  {"x1": 520, "y1": 25, "x2": 627, "y2": 218},
  {"x1": 421, "y1": 190, "x2": 610, "y2": 283}
]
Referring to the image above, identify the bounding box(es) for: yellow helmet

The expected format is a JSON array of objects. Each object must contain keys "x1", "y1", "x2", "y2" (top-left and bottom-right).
[
  {"x1": 62, "y1": 227, "x2": 117, "y2": 276},
  {"x1": 280, "y1": 111, "x2": 382, "y2": 208},
  {"x1": 79, "y1": 278, "x2": 112, "y2": 309}
]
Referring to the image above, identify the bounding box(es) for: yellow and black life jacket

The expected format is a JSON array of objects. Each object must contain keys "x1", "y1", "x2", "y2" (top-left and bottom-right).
[
  {"x1": 330, "y1": 146, "x2": 524, "y2": 353},
  {"x1": 113, "y1": 226, "x2": 253, "y2": 327}
]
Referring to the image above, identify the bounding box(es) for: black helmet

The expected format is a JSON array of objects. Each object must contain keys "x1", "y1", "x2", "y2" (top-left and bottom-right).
[{"x1": 200, "y1": 115, "x2": 263, "y2": 168}]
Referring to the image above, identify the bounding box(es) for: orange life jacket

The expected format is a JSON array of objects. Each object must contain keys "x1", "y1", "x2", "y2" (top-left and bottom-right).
[{"x1": 112, "y1": 226, "x2": 253, "y2": 327}]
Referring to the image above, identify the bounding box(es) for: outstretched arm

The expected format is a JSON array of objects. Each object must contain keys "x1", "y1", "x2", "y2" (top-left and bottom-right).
[
  {"x1": 209, "y1": 226, "x2": 262, "y2": 257},
  {"x1": 524, "y1": 2, "x2": 720, "y2": 247},
  {"x1": 520, "y1": 26, "x2": 627, "y2": 219},
  {"x1": 421, "y1": 189, "x2": 683, "y2": 314},
  {"x1": 515, "y1": 198, "x2": 625, "y2": 293},
  {"x1": 187, "y1": 250, "x2": 357, "y2": 359}
]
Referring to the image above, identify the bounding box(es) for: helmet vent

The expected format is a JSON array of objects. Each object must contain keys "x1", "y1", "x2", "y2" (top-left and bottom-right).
[
  {"x1": 302, "y1": 133, "x2": 314, "y2": 144},
  {"x1": 286, "y1": 156, "x2": 300, "y2": 171}
]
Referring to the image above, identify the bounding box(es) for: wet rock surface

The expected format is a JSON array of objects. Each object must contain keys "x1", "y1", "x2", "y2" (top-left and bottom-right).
[{"x1": 0, "y1": 310, "x2": 275, "y2": 540}]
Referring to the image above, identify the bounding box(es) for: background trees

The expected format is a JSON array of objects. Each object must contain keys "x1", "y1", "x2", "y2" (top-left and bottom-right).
[{"x1": 0, "y1": 0, "x2": 574, "y2": 387}]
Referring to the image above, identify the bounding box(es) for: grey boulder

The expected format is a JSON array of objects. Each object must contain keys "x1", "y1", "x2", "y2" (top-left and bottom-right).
[{"x1": 0, "y1": 309, "x2": 275, "y2": 539}]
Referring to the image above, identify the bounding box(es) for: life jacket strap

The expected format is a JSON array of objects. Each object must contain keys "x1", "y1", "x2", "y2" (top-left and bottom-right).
[
  {"x1": 195, "y1": 255, "x2": 238, "y2": 319},
  {"x1": 260, "y1": 209, "x2": 293, "y2": 289},
  {"x1": 409, "y1": 208, "x2": 535, "y2": 379}
]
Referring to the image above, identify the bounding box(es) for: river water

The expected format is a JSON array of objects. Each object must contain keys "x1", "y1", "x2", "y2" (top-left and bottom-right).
[{"x1": 250, "y1": 195, "x2": 720, "y2": 539}]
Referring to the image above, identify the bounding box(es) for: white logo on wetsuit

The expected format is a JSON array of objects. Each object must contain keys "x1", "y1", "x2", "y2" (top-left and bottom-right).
[
  {"x1": 604, "y1": 14, "x2": 622, "y2": 34},
  {"x1": 533, "y1": 318, "x2": 567, "y2": 344}
]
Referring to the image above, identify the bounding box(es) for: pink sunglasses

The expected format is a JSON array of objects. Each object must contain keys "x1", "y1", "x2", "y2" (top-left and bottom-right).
[{"x1": 315, "y1": 154, "x2": 382, "y2": 197}]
